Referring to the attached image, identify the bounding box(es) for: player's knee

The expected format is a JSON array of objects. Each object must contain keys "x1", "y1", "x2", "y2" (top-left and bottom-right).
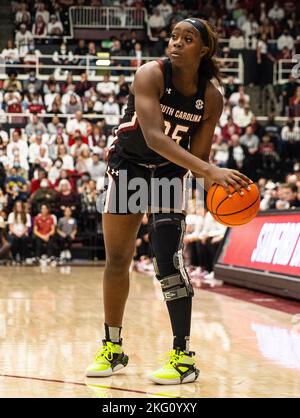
[
  {"x1": 148, "y1": 213, "x2": 194, "y2": 301},
  {"x1": 106, "y1": 252, "x2": 132, "y2": 273}
]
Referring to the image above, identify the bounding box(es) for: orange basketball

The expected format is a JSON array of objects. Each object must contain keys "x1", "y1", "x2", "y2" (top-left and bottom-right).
[{"x1": 206, "y1": 183, "x2": 260, "y2": 227}]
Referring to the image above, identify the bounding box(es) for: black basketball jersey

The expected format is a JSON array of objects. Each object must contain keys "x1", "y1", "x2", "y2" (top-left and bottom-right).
[{"x1": 110, "y1": 58, "x2": 207, "y2": 165}]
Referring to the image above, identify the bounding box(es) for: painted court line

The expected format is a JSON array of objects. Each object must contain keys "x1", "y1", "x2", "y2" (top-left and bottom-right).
[{"x1": 0, "y1": 374, "x2": 181, "y2": 398}]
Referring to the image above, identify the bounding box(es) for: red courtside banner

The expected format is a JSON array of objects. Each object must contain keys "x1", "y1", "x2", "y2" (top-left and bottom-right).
[{"x1": 219, "y1": 212, "x2": 300, "y2": 277}]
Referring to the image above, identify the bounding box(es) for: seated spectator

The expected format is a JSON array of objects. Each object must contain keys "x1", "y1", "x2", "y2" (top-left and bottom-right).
[
  {"x1": 277, "y1": 29, "x2": 294, "y2": 52},
  {"x1": 228, "y1": 29, "x2": 245, "y2": 53},
  {"x1": 157, "y1": 0, "x2": 172, "y2": 23},
  {"x1": 48, "y1": 158, "x2": 63, "y2": 185},
  {"x1": 289, "y1": 86, "x2": 300, "y2": 117},
  {"x1": 115, "y1": 74, "x2": 129, "y2": 105},
  {"x1": 56, "y1": 179, "x2": 80, "y2": 217},
  {"x1": 259, "y1": 17, "x2": 274, "y2": 39},
  {"x1": 268, "y1": 1, "x2": 285, "y2": 21},
  {"x1": 66, "y1": 110, "x2": 88, "y2": 138},
  {"x1": 227, "y1": 134, "x2": 249, "y2": 173},
  {"x1": 5, "y1": 166, "x2": 28, "y2": 211},
  {"x1": 25, "y1": 114, "x2": 47, "y2": 137},
  {"x1": 130, "y1": 42, "x2": 143, "y2": 68},
  {"x1": 221, "y1": 116, "x2": 240, "y2": 141},
  {"x1": 23, "y1": 70, "x2": 43, "y2": 95},
  {"x1": 31, "y1": 178, "x2": 57, "y2": 214},
  {"x1": 52, "y1": 42, "x2": 75, "y2": 74},
  {"x1": 7, "y1": 130, "x2": 28, "y2": 165},
  {"x1": 211, "y1": 136, "x2": 229, "y2": 167},
  {"x1": 281, "y1": 119, "x2": 300, "y2": 161},
  {"x1": 15, "y1": 24, "x2": 34, "y2": 57},
  {"x1": 7, "y1": 200, "x2": 31, "y2": 263},
  {"x1": 35, "y1": 146, "x2": 53, "y2": 173},
  {"x1": 259, "y1": 134, "x2": 279, "y2": 178},
  {"x1": 30, "y1": 168, "x2": 47, "y2": 194},
  {"x1": 0, "y1": 217, "x2": 10, "y2": 262},
  {"x1": 64, "y1": 93, "x2": 82, "y2": 114},
  {"x1": 240, "y1": 125, "x2": 259, "y2": 153},
  {"x1": 32, "y1": 15, "x2": 47, "y2": 37},
  {"x1": 148, "y1": 8, "x2": 165, "y2": 37},
  {"x1": 35, "y1": 2, "x2": 50, "y2": 23},
  {"x1": 75, "y1": 72, "x2": 92, "y2": 98},
  {"x1": 57, "y1": 206, "x2": 77, "y2": 261},
  {"x1": 26, "y1": 91, "x2": 45, "y2": 114},
  {"x1": 57, "y1": 145, "x2": 74, "y2": 170},
  {"x1": 1, "y1": 40, "x2": 20, "y2": 65},
  {"x1": 87, "y1": 152, "x2": 106, "y2": 182},
  {"x1": 47, "y1": 116, "x2": 64, "y2": 135},
  {"x1": 232, "y1": 100, "x2": 254, "y2": 128},
  {"x1": 151, "y1": 29, "x2": 168, "y2": 56},
  {"x1": 47, "y1": 14, "x2": 63, "y2": 36},
  {"x1": 103, "y1": 95, "x2": 120, "y2": 131},
  {"x1": 229, "y1": 85, "x2": 250, "y2": 106},
  {"x1": 96, "y1": 74, "x2": 116, "y2": 100},
  {"x1": 281, "y1": 183, "x2": 300, "y2": 208},
  {"x1": 81, "y1": 179, "x2": 98, "y2": 223},
  {"x1": 15, "y1": 2, "x2": 31, "y2": 27},
  {"x1": 110, "y1": 40, "x2": 126, "y2": 74},
  {"x1": 3, "y1": 72, "x2": 22, "y2": 92},
  {"x1": 74, "y1": 39, "x2": 88, "y2": 65},
  {"x1": 33, "y1": 204, "x2": 56, "y2": 261},
  {"x1": 70, "y1": 133, "x2": 89, "y2": 159},
  {"x1": 76, "y1": 148, "x2": 92, "y2": 174},
  {"x1": 48, "y1": 134, "x2": 67, "y2": 160},
  {"x1": 241, "y1": 13, "x2": 259, "y2": 48}
]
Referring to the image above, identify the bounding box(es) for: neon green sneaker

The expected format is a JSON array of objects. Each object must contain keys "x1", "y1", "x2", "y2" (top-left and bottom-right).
[
  {"x1": 85, "y1": 339, "x2": 128, "y2": 377},
  {"x1": 148, "y1": 349, "x2": 199, "y2": 385}
]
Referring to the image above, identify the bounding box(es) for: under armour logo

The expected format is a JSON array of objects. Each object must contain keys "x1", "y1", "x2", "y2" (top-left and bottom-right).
[
  {"x1": 166, "y1": 88, "x2": 172, "y2": 95},
  {"x1": 107, "y1": 167, "x2": 119, "y2": 176},
  {"x1": 195, "y1": 99, "x2": 204, "y2": 110}
]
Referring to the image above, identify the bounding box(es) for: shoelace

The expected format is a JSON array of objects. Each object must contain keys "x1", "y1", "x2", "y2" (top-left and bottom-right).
[
  {"x1": 95, "y1": 343, "x2": 114, "y2": 362},
  {"x1": 157, "y1": 350, "x2": 182, "y2": 368}
]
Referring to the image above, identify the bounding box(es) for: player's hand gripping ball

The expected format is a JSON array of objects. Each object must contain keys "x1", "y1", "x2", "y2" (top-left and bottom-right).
[{"x1": 206, "y1": 183, "x2": 260, "y2": 226}]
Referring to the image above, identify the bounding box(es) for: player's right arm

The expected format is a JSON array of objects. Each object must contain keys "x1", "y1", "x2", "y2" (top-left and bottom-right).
[{"x1": 133, "y1": 62, "x2": 251, "y2": 189}]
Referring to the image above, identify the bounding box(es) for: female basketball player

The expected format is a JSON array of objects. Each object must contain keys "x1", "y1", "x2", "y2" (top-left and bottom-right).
[{"x1": 86, "y1": 18, "x2": 251, "y2": 384}]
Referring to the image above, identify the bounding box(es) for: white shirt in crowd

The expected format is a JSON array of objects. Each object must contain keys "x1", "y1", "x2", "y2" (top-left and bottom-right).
[
  {"x1": 277, "y1": 34, "x2": 294, "y2": 51},
  {"x1": 103, "y1": 100, "x2": 120, "y2": 126},
  {"x1": 268, "y1": 5, "x2": 284, "y2": 21},
  {"x1": 66, "y1": 118, "x2": 88, "y2": 136},
  {"x1": 200, "y1": 212, "x2": 227, "y2": 239},
  {"x1": 15, "y1": 30, "x2": 34, "y2": 56},
  {"x1": 28, "y1": 142, "x2": 49, "y2": 164},
  {"x1": 36, "y1": 10, "x2": 50, "y2": 24},
  {"x1": 229, "y1": 35, "x2": 245, "y2": 50},
  {"x1": 241, "y1": 20, "x2": 259, "y2": 38},
  {"x1": 232, "y1": 105, "x2": 254, "y2": 128},
  {"x1": 281, "y1": 126, "x2": 300, "y2": 142},
  {"x1": 157, "y1": 2, "x2": 172, "y2": 22},
  {"x1": 148, "y1": 13, "x2": 165, "y2": 29},
  {"x1": 229, "y1": 92, "x2": 250, "y2": 106},
  {"x1": 96, "y1": 80, "x2": 116, "y2": 96},
  {"x1": 47, "y1": 20, "x2": 63, "y2": 35},
  {"x1": 8, "y1": 212, "x2": 31, "y2": 236},
  {"x1": 61, "y1": 154, "x2": 74, "y2": 170},
  {"x1": 1, "y1": 47, "x2": 19, "y2": 62},
  {"x1": 7, "y1": 140, "x2": 29, "y2": 161}
]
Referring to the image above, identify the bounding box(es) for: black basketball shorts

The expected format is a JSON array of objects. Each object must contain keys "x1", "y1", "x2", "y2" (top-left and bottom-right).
[{"x1": 97, "y1": 150, "x2": 190, "y2": 214}]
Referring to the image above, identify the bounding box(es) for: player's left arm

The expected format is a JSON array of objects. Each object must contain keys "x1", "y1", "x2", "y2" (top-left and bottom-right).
[{"x1": 190, "y1": 82, "x2": 224, "y2": 190}]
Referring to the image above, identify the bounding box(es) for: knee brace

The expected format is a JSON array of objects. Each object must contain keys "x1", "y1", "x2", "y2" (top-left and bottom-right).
[{"x1": 148, "y1": 213, "x2": 194, "y2": 302}]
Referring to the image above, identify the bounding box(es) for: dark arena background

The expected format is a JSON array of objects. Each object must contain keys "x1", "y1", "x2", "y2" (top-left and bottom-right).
[{"x1": 0, "y1": 0, "x2": 299, "y2": 400}]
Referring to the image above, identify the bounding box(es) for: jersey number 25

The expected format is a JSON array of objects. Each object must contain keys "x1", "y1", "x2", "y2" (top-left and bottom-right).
[{"x1": 164, "y1": 121, "x2": 189, "y2": 144}]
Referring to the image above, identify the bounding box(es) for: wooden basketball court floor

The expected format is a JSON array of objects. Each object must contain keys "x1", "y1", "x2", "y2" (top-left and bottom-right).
[{"x1": 0, "y1": 266, "x2": 300, "y2": 398}]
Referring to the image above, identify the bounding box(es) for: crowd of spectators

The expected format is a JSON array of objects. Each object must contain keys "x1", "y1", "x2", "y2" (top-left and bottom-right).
[{"x1": 0, "y1": 0, "x2": 298, "y2": 273}]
